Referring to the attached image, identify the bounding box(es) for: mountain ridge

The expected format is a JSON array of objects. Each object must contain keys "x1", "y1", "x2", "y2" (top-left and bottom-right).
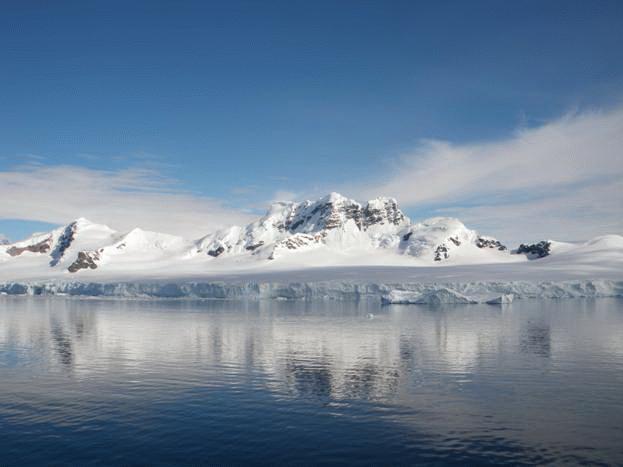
[{"x1": 1, "y1": 192, "x2": 621, "y2": 280}]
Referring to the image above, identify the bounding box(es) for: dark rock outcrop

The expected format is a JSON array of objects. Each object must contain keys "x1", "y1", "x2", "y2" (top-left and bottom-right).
[
  {"x1": 68, "y1": 251, "x2": 100, "y2": 273},
  {"x1": 7, "y1": 236, "x2": 53, "y2": 256},
  {"x1": 515, "y1": 241, "x2": 551, "y2": 259},
  {"x1": 267, "y1": 233, "x2": 323, "y2": 260},
  {"x1": 50, "y1": 222, "x2": 78, "y2": 266},
  {"x1": 476, "y1": 237, "x2": 507, "y2": 251},
  {"x1": 281, "y1": 234, "x2": 317, "y2": 250},
  {"x1": 434, "y1": 244, "x2": 449, "y2": 261},
  {"x1": 208, "y1": 246, "x2": 226, "y2": 257}
]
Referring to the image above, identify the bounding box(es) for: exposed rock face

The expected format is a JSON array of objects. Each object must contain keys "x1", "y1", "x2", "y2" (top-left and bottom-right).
[
  {"x1": 207, "y1": 245, "x2": 226, "y2": 257},
  {"x1": 434, "y1": 244, "x2": 450, "y2": 261},
  {"x1": 284, "y1": 194, "x2": 364, "y2": 232},
  {"x1": 50, "y1": 222, "x2": 78, "y2": 266},
  {"x1": 245, "y1": 241, "x2": 264, "y2": 251},
  {"x1": 363, "y1": 198, "x2": 406, "y2": 228},
  {"x1": 268, "y1": 233, "x2": 322, "y2": 260},
  {"x1": 7, "y1": 237, "x2": 53, "y2": 257},
  {"x1": 284, "y1": 194, "x2": 407, "y2": 234},
  {"x1": 68, "y1": 251, "x2": 100, "y2": 272},
  {"x1": 516, "y1": 241, "x2": 551, "y2": 259},
  {"x1": 311, "y1": 199, "x2": 361, "y2": 230},
  {"x1": 281, "y1": 234, "x2": 317, "y2": 250},
  {"x1": 476, "y1": 237, "x2": 507, "y2": 251}
]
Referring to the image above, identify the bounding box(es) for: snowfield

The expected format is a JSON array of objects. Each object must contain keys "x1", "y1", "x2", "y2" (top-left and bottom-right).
[{"x1": 1, "y1": 193, "x2": 621, "y2": 302}]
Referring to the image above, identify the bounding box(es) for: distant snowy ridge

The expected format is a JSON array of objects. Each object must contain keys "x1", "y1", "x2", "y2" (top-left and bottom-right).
[{"x1": 1, "y1": 193, "x2": 622, "y2": 289}]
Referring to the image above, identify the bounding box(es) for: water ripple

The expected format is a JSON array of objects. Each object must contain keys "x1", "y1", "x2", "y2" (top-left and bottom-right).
[{"x1": 1, "y1": 296, "x2": 622, "y2": 465}]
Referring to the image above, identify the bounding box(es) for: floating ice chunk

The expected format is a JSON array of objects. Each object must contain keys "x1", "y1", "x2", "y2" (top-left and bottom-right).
[
  {"x1": 486, "y1": 294, "x2": 514, "y2": 305},
  {"x1": 382, "y1": 287, "x2": 478, "y2": 305}
]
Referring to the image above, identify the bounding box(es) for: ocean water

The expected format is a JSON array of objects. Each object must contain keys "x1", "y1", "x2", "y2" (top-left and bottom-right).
[{"x1": 0, "y1": 297, "x2": 622, "y2": 465}]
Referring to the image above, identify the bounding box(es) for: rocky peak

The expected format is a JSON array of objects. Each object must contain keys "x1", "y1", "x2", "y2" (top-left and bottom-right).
[
  {"x1": 197, "y1": 193, "x2": 412, "y2": 260},
  {"x1": 193, "y1": 194, "x2": 514, "y2": 263},
  {"x1": 363, "y1": 197, "x2": 407, "y2": 228},
  {"x1": 285, "y1": 193, "x2": 364, "y2": 233},
  {"x1": 274, "y1": 193, "x2": 408, "y2": 234}
]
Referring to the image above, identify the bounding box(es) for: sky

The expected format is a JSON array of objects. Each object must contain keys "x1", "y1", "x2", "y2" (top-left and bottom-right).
[{"x1": 1, "y1": 0, "x2": 622, "y2": 244}]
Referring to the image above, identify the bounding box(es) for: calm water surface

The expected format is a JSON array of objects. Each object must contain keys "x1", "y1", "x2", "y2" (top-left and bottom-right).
[{"x1": 1, "y1": 297, "x2": 622, "y2": 465}]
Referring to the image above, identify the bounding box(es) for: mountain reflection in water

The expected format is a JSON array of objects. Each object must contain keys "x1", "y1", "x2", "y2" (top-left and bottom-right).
[{"x1": 1, "y1": 297, "x2": 622, "y2": 465}]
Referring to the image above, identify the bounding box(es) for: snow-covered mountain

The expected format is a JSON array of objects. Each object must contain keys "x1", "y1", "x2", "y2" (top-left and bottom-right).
[
  {"x1": 192, "y1": 193, "x2": 510, "y2": 263},
  {"x1": 0, "y1": 218, "x2": 190, "y2": 277},
  {"x1": 1, "y1": 192, "x2": 622, "y2": 282}
]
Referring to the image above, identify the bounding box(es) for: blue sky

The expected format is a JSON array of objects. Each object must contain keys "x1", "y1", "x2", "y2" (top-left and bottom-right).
[{"x1": 1, "y1": 1, "x2": 622, "y2": 242}]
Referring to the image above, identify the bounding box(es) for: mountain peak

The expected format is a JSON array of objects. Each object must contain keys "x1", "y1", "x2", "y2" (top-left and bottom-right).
[
  {"x1": 65, "y1": 217, "x2": 96, "y2": 229},
  {"x1": 319, "y1": 192, "x2": 353, "y2": 204}
]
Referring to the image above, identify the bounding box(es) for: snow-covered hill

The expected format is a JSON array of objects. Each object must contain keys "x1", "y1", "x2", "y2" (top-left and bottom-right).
[{"x1": 1, "y1": 193, "x2": 621, "y2": 298}]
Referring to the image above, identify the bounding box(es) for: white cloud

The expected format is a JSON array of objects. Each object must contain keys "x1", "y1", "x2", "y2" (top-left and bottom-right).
[
  {"x1": 436, "y1": 178, "x2": 623, "y2": 244},
  {"x1": 344, "y1": 106, "x2": 623, "y2": 243},
  {"x1": 0, "y1": 165, "x2": 255, "y2": 239},
  {"x1": 271, "y1": 190, "x2": 300, "y2": 203},
  {"x1": 4, "y1": 107, "x2": 622, "y2": 245}
]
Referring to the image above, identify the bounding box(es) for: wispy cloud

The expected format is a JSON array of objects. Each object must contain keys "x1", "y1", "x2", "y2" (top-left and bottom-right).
[
  {"x1": 435, "y1": 178, "x2": 623, "y2": 243},
  {"x1": 0, "y1": 165, "x2": 254, "y2": 239},
  {"x1": 4, "y1": 107, "x2": 622, "y2": 244},
  {"x1": 271, "y1": 190, "x2": 300, "y2": 203},
  {"x1": 340, "y1": 106, "x2": 623, "y2": 243}
]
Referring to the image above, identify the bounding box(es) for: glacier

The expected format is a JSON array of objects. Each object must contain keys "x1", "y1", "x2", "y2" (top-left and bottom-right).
[{"x1": 1, "y1": 278, "x2": 621, "y2": 304}]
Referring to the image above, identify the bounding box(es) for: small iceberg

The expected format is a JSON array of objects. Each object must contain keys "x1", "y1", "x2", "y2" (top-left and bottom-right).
[
  {"x1": 486, "y1": 294, "x2": 514, "y2": 305},
  {"x1": 382, "y1": 287, "x2": 478, "y2": 305}
]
